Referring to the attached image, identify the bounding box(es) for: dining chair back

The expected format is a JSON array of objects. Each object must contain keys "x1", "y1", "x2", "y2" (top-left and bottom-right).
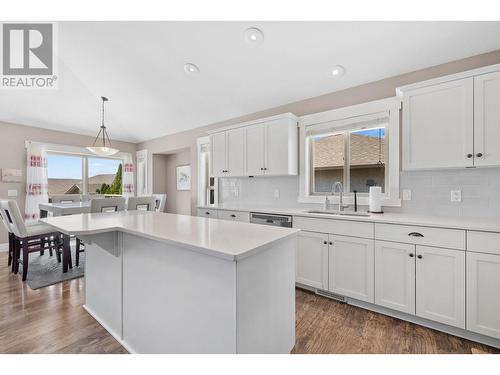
[
  {"x1": 51, "y1": 194, "x2": 82, "y2": 203},
  {"x1": 0, "y1": 199, "x2": 28, "y2": 238},
  {"x1": 90, "y1": 197, "x2": 126, "y2": 213},
  {"x1": 152, "y1": 194, "x2": 167, "y2": 212},
  {"x1": 0, "y1": 205, "x2": 10, "y2": 232},
  {"x1": 81, "y1": 194, "x2": 104, "y2": 202},
  {"x1": 0, "y1": 201, "x2": 15, "y2": 269},
  {"x1": 127, "y1": 196, "x2": 156, "y2": 212}
]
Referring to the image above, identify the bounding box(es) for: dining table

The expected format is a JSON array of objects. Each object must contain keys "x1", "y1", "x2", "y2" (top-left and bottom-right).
[{"x1": 39, "y1": 202, "x2": 92, "y2": 273}]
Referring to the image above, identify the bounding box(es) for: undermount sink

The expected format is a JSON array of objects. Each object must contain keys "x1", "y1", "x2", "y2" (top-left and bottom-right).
[{"x1": 305, "y1": 210, "x2": 371, "y2": 217}]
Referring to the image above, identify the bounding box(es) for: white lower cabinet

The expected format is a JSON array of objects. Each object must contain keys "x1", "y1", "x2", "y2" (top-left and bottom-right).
[
  {"x1": 329, "y1": 235, "x2": 374, "y2": 303},
  {"x1": 415, "y1": 246, "x2": 465, "y2": 329},
  {"x1": 375, "y1": 241, "x2": 415, "y2": 315},
  {"x1": 295, "y1": 231, "x2": 329, "y2": 290},
  {"x1": 467, "y1": 251, "x2": 500, "y2": 339}
]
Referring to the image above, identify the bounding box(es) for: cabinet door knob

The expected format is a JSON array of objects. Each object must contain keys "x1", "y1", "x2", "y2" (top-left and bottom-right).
[
  {"x1": 205, "y1": 212, "x2": 210, "y2": 215},
  {"x1": 409, "y1": 253, "x2": 414, "y2": 257},
  {"x1": 476, "y1": 153, "x2": 483, "y2": 158},
  {"x1": 323, "y1": 241, "x2": 328, "y2": 245},
  {"x1": 417, "y1": 254, "x2": 423, "y2": 259},
  {"x1": 329, "y1": 241, "x2": 333, "y2": 245},
  {"x1": 466, "y1": 153, "x2": 473, "y2": 159},
  {"x1": 230, "y1": 214, "x2": 236, "y2": 218}
]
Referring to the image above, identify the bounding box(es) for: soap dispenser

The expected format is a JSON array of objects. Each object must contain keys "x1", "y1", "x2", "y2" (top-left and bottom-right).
[{"x1": 323, "y1": 195, "x2": 330, "y2": 211}]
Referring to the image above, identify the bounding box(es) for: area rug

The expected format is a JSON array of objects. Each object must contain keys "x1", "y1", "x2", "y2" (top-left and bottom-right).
[{"x1": 20, "y1": 245, "x2": 85, "y2": 290}]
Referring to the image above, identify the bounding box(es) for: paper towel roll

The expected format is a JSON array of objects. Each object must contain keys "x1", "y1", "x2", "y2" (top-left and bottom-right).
[{"x1": 369, "y1": 186, "x2": 383, "y2": 213}]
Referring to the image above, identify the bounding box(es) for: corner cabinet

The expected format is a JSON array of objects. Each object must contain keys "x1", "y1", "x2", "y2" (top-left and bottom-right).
[
  {"x1": 399, "y1": 64, "x2": 500, "y2": 170},
  {"x1": 209, "y1": 113, "x2": 298, "y2": 177}
]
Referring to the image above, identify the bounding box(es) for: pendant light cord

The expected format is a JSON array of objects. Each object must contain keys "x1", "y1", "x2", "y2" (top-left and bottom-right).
[{"x1": 91, "y1": 96, "x2": 113, "y2": 148}]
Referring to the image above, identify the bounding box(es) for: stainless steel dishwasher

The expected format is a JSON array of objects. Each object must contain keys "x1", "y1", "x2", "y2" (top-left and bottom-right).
[{"x1": 250, "y1": 212, "x2": 293, "y2": 228}]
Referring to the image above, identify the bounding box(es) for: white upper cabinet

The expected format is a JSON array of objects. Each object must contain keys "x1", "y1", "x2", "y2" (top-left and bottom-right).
[
  {"x1": 209, "y1": 113, "x2": 298, "y2": 178},
  {"x1": 399, "y1": 64, "x2": 500, "y2": 170},
  {"x1": 226, "y1": 128, "x2": 246, "y2": 176},
  {"x1": 474, "y1": 70, "x2": 500, "y2": 167},
  {"x1": 402, "y1": 78, "x2": 474, "y2": 170},
  {"x1": 264, "y1": 118, "x2": 298, "y2": 175},
  {"x1": 210, "y1": 132, "x2": 227, "y2": 177},
  {"x1": 245, "y1": 124, "x2": 266, "y2": 176},
  {"x1": 415, "y1": 246, "x2": 465, "y2": 329}
]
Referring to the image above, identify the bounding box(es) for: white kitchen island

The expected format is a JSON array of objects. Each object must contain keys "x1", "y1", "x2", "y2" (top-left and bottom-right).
[{"x1": 41, "y1": 211, "x2": 299, "y2": 354}]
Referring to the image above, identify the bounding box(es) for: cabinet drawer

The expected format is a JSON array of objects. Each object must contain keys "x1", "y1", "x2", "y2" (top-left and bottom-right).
[
  {"x1": 467, "y1": 231, "x2": 500, "y2": 255},
  {"x1": 197, "y1": 208, "x2": 218, "y2": 218},
  {"x1": 293, "y1": 216, "x2": 373, "y2": 239},
  {"x1": 217, "y1": 210, "x2": 250, "y2": 222},
  {"x1": 375, "y1": 223, "x2": 465, "y2": 250}
]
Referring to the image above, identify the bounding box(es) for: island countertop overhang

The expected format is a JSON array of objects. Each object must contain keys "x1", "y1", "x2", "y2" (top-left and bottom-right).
[{"x1": 41, "y1": 211, "x2": 299, "y2": 261}]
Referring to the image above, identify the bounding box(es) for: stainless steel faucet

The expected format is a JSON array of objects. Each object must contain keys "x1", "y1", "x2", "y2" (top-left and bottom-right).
[{"x1": 332, "y1": 181, "x2": 346, "y2": 212}]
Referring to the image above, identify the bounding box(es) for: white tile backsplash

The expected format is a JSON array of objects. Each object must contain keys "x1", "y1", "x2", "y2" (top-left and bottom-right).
[{"x1": 219, "y1": 168, "x2": 500, "y2": 219}]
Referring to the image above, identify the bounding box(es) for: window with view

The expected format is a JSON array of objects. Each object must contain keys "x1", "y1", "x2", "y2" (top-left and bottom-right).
[
  {"x1": 88, "y1": 157, "x2": 123, "y2": 195},
  {"x1": 310, "y1": 126, "x2": 387, "y2": 195},
  {"x1": 47, "y1": 154, "x2": 83, "y2": 195},
  {"x1": 47, "y1": 154, "x2": 123, "y2": 196}
]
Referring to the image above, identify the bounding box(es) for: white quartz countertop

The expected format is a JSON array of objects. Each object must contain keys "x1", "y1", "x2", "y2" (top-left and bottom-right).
[
  {"x1": 197, "y1": 204, "x2": 500, "y2": 232},
  {"x1": 41, "y1": 211, "x2": 299, "y2": 261}
]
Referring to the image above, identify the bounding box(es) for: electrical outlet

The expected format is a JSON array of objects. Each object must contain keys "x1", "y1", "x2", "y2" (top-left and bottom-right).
[
  {"x1": 274, "y1": 189, "x2": 280, "y2": 199},
  {"x1": 402, "y1": 189, "x2": 412, "y2": 201},
  {"x1": 450, "y1": 190, "x2": 462, "y2": 203},
  {"x1": 7, "y1": 189, "x2": 17, "y2": 197}
]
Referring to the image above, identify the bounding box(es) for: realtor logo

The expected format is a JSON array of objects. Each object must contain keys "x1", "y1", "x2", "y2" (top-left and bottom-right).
[{"x1": 1, "y1": 22, "x2": 58, "y2": 89}]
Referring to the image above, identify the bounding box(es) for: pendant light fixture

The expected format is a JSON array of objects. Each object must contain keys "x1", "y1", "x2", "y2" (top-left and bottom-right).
[{"x1": 86, "y1": 96, "x2": 119, "y2": 156}]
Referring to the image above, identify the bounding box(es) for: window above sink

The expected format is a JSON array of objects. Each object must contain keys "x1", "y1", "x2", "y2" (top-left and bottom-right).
[{"x1": 298, "y1": 97, "x2": 401, "y2": 207}]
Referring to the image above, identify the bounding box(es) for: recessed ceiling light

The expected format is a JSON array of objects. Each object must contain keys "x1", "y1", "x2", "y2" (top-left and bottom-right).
[
  {"x1": 244, "y1": 27, "x2": 264, "y2": 44},
  {"x1": 184, "y1": 63, "x2": 200, "y2": 74},
  {"x1": 331, "y1": 65, "x2": 345, "y2": 77}
]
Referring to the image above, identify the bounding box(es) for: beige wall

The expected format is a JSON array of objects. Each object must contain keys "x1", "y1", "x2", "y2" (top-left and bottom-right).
[
  {"x1": 159, "y1": 150, "x2": 191, "y2": 215},
  {"x1": 151, "y1": 150, "x2": 191, "y2": 214},
  {"x1": 137, "y1": 49, "x2": 500, "y2": 216},
  {"x1": 0, "y1": 121, "x2": 137, "y2": 244}
]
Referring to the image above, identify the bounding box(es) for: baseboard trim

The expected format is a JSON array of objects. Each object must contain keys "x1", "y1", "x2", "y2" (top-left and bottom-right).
[
  {"x1": 298, "y1": 286, "x2": 500, "y2": 349},
  {"x1": 0, "y1": 243, "x2": 8, "y2": 252},
  {"x1": 83, "y1": 305, "x2": 135, "y2": 354}
]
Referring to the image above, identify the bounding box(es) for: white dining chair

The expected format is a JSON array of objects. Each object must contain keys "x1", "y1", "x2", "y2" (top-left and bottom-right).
[
  {"x1": 90, "y1": 197, "x2": 126, "y2": 213},
  {"x1": 81, "y1": 194, "x2": 104, "y2": 202},
  {"x1": 127, "y1": 196, "x2": 156, "y2": 211},
  {"x1": 0, "y1": 199, "x2": 61, "y2": 281},
  {"x1": 0, "y1": 206, "x2": 14, "y2": 270},
  {"x1": 51, "y1": 194, "x2": 82, "y2": 203},
  {"x1": 152, "y1": 194, "x2": 167, "y2": 212}
]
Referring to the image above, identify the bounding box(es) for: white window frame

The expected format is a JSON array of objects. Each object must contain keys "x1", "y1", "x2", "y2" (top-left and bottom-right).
[
  {"x1": 26, "y1": 141, "x2": 131, "y2": 196},
  {"x1": 298, "y1": 97, "x2": 401, "y2": 207}
]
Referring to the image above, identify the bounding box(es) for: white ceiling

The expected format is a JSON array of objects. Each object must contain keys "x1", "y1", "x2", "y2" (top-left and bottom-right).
[{"x1": 1, "y1": 21, "x2": 500, "y2": 143}]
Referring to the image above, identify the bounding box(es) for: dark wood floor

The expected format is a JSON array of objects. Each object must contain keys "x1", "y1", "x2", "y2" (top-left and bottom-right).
[{"x1": 0, "y1": 252, "x2": 498, "y2": 354}]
